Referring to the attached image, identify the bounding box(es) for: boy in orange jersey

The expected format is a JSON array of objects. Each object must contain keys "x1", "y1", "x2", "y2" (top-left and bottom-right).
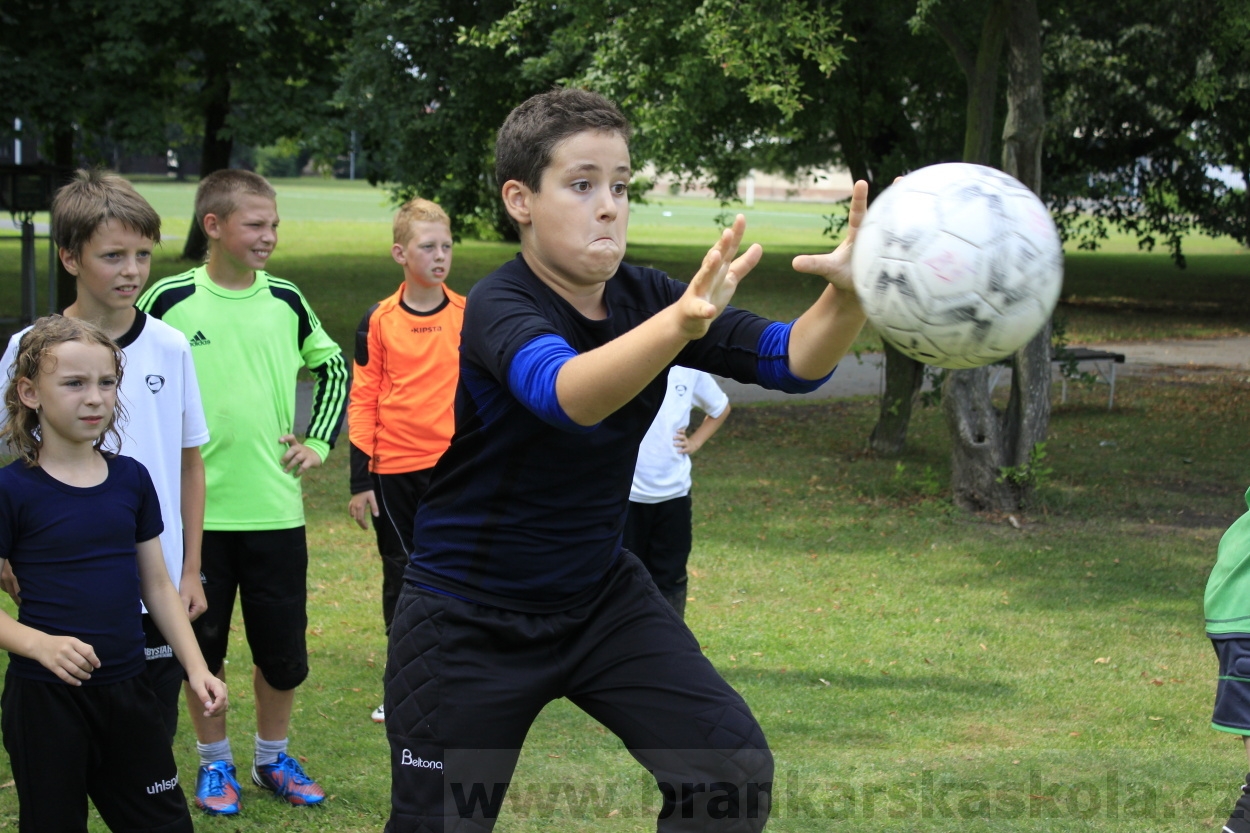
[{"x1": 347, "y1": 198, "x2": 464, "y2": 724}]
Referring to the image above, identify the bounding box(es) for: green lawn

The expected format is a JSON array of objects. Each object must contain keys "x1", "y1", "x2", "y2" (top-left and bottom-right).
[
  {"x1": 0, "y1": 178, "x2": 1248, "y2": 830},
  {"x1": 5, "y1": 367, "x2": 1244, "y2": 830}
]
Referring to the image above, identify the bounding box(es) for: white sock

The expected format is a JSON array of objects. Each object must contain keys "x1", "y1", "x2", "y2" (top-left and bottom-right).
[
  {"x1": 197, "y1": 738, "x2": 232, "y2": 767},
  {"x1": 254, "y1": 734, "x2": 288, "y2": 768}
]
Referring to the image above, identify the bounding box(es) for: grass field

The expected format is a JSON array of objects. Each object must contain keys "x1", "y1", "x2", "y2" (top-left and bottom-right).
[
  {"x1": 0, "y1": 178, "x2": 1248, "y2": 830},
  {"x1": 4, "y1": 367, "x2": 1245, "y2": 830}
]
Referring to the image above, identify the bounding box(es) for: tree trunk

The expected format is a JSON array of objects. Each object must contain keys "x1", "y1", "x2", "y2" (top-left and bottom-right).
[
  {"x1": 1000, "y1": 0, "x2": 1050, "y2": 485},
  {"x1": 877, "y1": 1, "x2": 1008, "y2": 457},
  {"x1": 51, "y1": 127, "x2": 77, "y2": 312},
  {"x1": 869, "y1": 341, "x2": 926, "y2": 456},
  {"x1": 944, "y1": 0, "x2": 1049, "y2": 511},
  {"x1": 181, "y1": 56, "x2": 234, "y2": 261},
  {"x1": 842, "y1": 134, "x2": 928, "y2": 456},
  {"x1": 963, "y1": 0, "x2": 1009, "y2": 165},
  {"x1": 942, "y1": 367, "x2": 1012, "y2": 510}
]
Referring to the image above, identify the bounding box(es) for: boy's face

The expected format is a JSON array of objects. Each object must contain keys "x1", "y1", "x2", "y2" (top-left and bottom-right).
[
  {"x1": 392, "y1": 221, "x2": 453, "y2": 289},
  {"x1": 60, "y1": 219, "x2": 154, "y2": 314},
  {"x1": 205, "y1": 194, "x2": 279, "y2": 274},
  {"x1": 504, "y1": 129, "x2": 630, "y2": 294}
]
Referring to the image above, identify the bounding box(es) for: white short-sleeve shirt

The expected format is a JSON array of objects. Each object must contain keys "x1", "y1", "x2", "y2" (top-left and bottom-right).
[{"x1": 629, "y1": 366, "x2": 729, "y2": 504}]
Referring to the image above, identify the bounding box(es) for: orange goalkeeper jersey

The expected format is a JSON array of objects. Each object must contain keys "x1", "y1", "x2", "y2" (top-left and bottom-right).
[{"x1": 349, "y1": 284, "x2": 466, "y2": 476}]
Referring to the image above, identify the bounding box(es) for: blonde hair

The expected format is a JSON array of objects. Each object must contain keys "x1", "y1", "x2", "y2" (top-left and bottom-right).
[
  {"x1": 393, "y1": 198, "x2": 451, "y2": 246},
  {"x1": 2, "y1": 316, "x2": 127, "y2": 466},
  {"x1": 51, "y1": 169, "x2": 161, "y2": 259},
  {"x1": 195, "y1": 169, "x2": 277, "y2": 233}
]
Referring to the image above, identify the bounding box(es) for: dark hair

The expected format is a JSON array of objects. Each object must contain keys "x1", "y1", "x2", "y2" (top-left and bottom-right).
[
  {"x1": 51, "y1": 169, "x2": 161, "y2": 259},
  {"x1": 2, "y1": 316, "x2": 127, "y2": 466},
  {"x1": 495, "y1": 88, "x2": 632, "y2": 192}
]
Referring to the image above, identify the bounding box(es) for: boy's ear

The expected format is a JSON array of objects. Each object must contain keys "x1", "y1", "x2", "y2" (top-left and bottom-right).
[
  {"x1": 58, "y1": 247, "x2": 80, "y2": 276},
  {"x1": 501, "y1": 180, "x2": 533, "y2": 227},
  {"x1": 16, "y1": 377, "x2": 38, "y2": 411},
  {"x1": 202, "y1": 213, "x2": 223, "y2": 240},
  {"x1": 391, "y1": 242, "x2": 407, "y2": 266}
]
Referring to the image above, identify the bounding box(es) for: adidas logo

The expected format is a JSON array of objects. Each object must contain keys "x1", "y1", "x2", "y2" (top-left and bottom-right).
[{"x1": 189, "y1": 330, "x2": 211, "y2": 347}]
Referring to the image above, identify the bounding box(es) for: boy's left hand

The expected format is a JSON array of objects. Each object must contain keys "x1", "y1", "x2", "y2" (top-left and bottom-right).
[
  {"x1": 279, "y1": 435, "x2": 324, "y2": 477},
  {"x1": 791, "y1": 179, "x2": 869, "y2": 300},
  {"x1": 673, "y1": 428, "x2": 699, "y2": 455}
]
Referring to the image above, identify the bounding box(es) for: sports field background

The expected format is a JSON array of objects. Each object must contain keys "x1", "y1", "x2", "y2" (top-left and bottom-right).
[{"x1": 0, "y1": 176, "x2": 1247, "y2": 830}]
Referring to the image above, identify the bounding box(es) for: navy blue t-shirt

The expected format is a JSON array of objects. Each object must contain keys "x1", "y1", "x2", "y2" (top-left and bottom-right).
[
  {"x1": 407, "y1": 256, "x2": 784, "y2": 611},
  {"x1": 0, "y1": 455, "x2": 163, "y2": 685}
]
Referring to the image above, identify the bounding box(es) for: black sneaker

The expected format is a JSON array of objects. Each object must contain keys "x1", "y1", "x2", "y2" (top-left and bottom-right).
[{"x1": 1224, "y1": 773, "x2": 1250, "y2": 833}]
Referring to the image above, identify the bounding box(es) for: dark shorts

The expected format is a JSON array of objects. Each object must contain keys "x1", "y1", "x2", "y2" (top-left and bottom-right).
[
  {"x1": 371, "y1": 469, "x2": 434, "y2": 633},
  {"x1": 383, "y1": 551, "x2": 772, "y2": 832},
  {"x1": 142, "y1": 612, "x2": 184, "y2": 744},
  {"x1": 623, "y1": 495, "x2": 694, "y2": 595},
  {"x1": 196, "y1": 528, "x2": 309, "y2": 691},
  {"x1": 1212, "y1": 637, "x2": 1250, "y2": 735},
  {"x1": 1, "y1": 669, "x2": 192, "y2": 833}
]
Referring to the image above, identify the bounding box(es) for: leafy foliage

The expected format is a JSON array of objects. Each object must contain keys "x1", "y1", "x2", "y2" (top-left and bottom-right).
[
  {"x1": 524, "y1": 0, "x2": 966, "y2": 201},
  {"x1": 0, "y1": 0, "x2": 174, "y2": 157},
  {"x1": 1043, "y1": 0, "x2": 1250, "y2": 263},
  {"x1": 338, "y1": 0, "x2": 571, "y2": 239},
  {"x1": 341, "y1": 0, "x2": 966, "y2": 232}
]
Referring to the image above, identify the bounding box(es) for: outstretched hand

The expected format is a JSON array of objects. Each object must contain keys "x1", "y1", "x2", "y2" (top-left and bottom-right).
[
  {"x1": 791, "y1": 179, "x2": 869, "y2": 298},
  {"x1": 677, "y1": 214, "x2": 763, "y2": 341}
]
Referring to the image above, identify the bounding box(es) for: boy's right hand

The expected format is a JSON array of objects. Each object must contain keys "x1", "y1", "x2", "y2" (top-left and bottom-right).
[
  {"x1": 678, "y1": 214, "x2": 763, "y2": 341},
  {"x1": 349, "y1": 490, "x2": 380, "y2": 530},
  {"x1": 35, "y1": 634, "x2": 100, "y2": 686}
]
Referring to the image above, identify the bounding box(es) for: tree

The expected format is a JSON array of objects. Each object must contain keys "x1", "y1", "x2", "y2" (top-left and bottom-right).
[
  {"x1": 1043, "y1": 0, "x2": 1250, "y2": 262},
  {"x1": 1, "y1": 0, "x2": 356, "y2": 262},
  {"x1": 934, "y1": 0, "x2": 1052, "y2": 511},
  {"x1": 0, "y1": 0, "x2": 178, "y2": 307},
  {"x1": 876, "y1": 0, "x2": 1250, "y2": 507},
  {"x1": 168, "y1": 0, "x2": 357, "y2": 259},
  {"x1": 338, "y1": 0, "x2": 580, "y2": 240}
]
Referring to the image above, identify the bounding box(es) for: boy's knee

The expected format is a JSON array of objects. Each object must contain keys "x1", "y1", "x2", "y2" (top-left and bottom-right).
[{"x1": 256, "y1": 656, "x2": 308, "y2": 691}]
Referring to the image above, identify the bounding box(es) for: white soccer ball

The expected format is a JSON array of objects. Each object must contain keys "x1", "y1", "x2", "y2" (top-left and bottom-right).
[{"x1": 850, "y1": 162, "x2": 1063, "y2": 370}]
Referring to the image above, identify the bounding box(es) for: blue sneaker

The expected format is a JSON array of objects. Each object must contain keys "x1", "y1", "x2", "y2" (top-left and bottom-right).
[
  {"x1": 195, "y1": 760, "x2": 241, "y2": 815},
  {"x1": 252, "y1": 752, "x2": 326, "y2": 806}
]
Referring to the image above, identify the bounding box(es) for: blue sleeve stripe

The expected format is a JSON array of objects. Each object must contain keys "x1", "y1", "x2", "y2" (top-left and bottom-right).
[
  {"x1": 508, "y1": 334, "x2": 598, "y2": 432},
  {"x1": 756, "y1": 321, "x2": 836, "y2": 393}
]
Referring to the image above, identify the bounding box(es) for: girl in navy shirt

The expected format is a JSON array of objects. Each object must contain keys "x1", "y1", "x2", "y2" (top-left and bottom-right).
[{"x1": 0, "y1": 316, "x2": 227, "y2": 832}]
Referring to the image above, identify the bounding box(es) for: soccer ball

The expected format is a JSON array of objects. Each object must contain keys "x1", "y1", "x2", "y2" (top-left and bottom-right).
[{"x1": 850, "y1": 162, "x2": 1063, "y2": 370}]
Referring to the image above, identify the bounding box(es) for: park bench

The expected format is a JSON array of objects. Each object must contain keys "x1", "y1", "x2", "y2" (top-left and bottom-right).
[{"x1": 990, "y1": 347, "x2": 1126, "y2": 409}]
